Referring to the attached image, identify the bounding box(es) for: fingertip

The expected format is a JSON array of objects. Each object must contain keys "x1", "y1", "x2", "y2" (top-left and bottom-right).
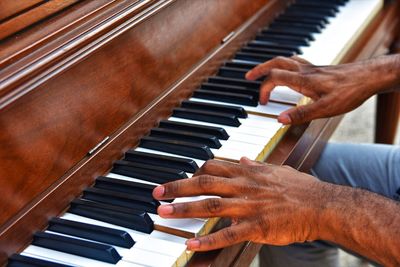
[
  {"x1": 245, "y1": 71, "x2": 255, "y2": 81},
  {"x1": 152, "y1": 185, "x2": 165, "y2": 199},
  {"x1": 278, "y1": 113, "x2": 292, "y2": 125},
  {"x1": 239, "y1": 156, "x2": 252, "y2": 164},
  {"x1": 157, "y1": 204, "x2": 174, "y2": 217},
  {"x1": 186, "y1": 239, "x2": 201, "y2": 250}
]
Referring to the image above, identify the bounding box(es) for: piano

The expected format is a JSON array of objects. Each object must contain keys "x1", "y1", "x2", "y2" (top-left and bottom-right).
[{"x1": 1, "y1": 0, "x2": 399, "y2": 266}]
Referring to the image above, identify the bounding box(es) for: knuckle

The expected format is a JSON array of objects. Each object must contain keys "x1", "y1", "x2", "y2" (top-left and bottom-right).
[
  {"x1": 204, "y1": 198, "x2": 223, "y2": 214},
  {"x1": 197, "y1": 175, "x2": 215, "y2": 190},
  {"x1": 174, "y1": 202, "x2": 190, "y2": 215},
  {"x1": 165, "y1": 181, "x2": 180, "y2": 196},
  {"x1": 222, "y1": 229, "x2": 239, "y2": 243}
]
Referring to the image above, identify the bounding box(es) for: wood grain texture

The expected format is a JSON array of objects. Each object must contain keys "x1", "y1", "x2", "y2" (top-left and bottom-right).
[
  {"x1": 0, "y1": 0, "x2": 44, "y2": 21},
  {"x1": 0, "y1": 0, "x2": 80, "y2": 41},
  {"x1": 0, "y1": 0, "x2": 272, "y2": 263}
]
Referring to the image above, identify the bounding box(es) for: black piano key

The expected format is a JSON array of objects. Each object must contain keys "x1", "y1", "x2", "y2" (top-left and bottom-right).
[
  {"x1": 201, "y1": 83, "x2": 259, "y2": 100},
  {"x1": 48, "y1": 217, "x2": 135, "y2": 249},
  {"x1": 82, "y1": 187, "x2": 160, "y2": 214},
  {"x1": 286, "y1": 6, "x2": 336, "y2": 17},
  {"x1": 158, "y1": 120, "x2": 229, "y2": 140},
  {"x1": 112, "y1": 160, "x2": 187, "y2": 183},
  {"x1": 283, "y1": 10, "x2": 331, "y2": 22},
  {"x1": 241, "y1": 46, "x2": 296, "y2": 57},
  {"x1": 125, "y1": 150, "x2": 199, "y2": 173},
  {"x1": 193, "y1": 89, "x2": 258, "y2": 107},
  {"x1": 224, "y1": 60, "x2": 259, "y2": 70},
  {"x1": 149, "y1": 128, "x2": 221, "y2": 149},
  {"x1": 256, "y1": 33, "x2": 310, "y2": 46},
  {"x1": 181, "y1": 99, "x2": 248, "y2": 118},
  {"x1": 275, "y1": 16, "x2": 326, "y2": 28},
  {"x1": 208, "y1": 76, "x2": 261, "y2": 90},
  {"x1": 32, "y1": 232, "x2": 121, "y2": 264},
  {"x1": 235, "y1": 51, "x2": 275, "y2": 63},
  {"x1": 269, "y1": 22, "x2": 322, "y2": 34},
  {"x1": 7, "y1": 254, "x2": 72, "y2": 267},
  {"x1": 173, "y1": 107, "x2": 241, "y2": 126},
  {"x1": 261, "y1": 28, "x2": 315, "y2": 41},
  {"x1": 95, "y1": 176, "x2": 155, "y2": 201},
  {"x1": 247, "y1": 40, "x2": 303, "y2": 54},
  {"x1": 294, "y1": 3, "x2": 339, "y2": 12},
  {"x1": 69, "y1": 199, "x2": 154, "y2": 233},
  {"x1": 139, "y1": 136, "x2": 214, "y2": 160}
]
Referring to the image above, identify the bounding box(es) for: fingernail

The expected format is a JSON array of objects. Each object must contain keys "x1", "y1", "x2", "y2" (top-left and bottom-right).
[
  {"x1": 186, "y1": 239, "x2": 201, "y2": 250},
  {"x1": 278, "y1": 114, "x2": 291, "y2": 124},
  {"x1": 158, "y1": 205, "x2": 174, "y2": 216},
  {"x1": 153, "y1": 186, "x2": 165, "y2": 198}
]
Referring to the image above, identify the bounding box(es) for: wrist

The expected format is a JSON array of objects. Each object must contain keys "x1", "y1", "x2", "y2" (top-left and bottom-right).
[{"x1": 369, "y1": 54, "x2": 400, "y2": 94}]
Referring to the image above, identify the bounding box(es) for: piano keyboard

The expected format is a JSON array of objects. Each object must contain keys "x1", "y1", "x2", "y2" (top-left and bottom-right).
[{"x1": 8, "y1": 0, "x2": 382, "y2": 266}]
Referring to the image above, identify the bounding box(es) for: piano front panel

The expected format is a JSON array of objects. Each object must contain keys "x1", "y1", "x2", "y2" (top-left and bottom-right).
[{"x1": 0, "y1": 0, "x2": 288, "y2": 263}]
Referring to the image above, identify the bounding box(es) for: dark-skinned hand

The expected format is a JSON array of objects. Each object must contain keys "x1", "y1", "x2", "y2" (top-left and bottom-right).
[
  {"x1": 152, "y1": 157, "x2": 324, "y2": 251},
  {"x1": 246, "y1": 55, "x2": 400, "y2": 125}
]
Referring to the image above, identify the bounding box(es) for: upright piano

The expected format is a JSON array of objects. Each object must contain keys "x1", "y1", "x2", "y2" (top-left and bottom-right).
[{"x1": 0, "y1": 0, "x2": 399, "y2": 266}]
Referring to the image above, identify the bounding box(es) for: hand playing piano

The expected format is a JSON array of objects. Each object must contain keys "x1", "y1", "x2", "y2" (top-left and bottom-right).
[
  {"x1": 245, "y1": 55, "x2": 400, "y2": 125},
  {"x1": 153, "y1": 158, "x2": 324, "y2": 251}
]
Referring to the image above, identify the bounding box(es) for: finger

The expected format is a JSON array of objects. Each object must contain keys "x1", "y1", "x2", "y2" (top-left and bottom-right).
[
  {"x1": 195, "y1": 159, "x2": 246, "y2": 178},
  {"x1": 277, "y1": 100, "x2": 326, "y2": 125},
  {"x1": 239, "y1": 157, "x2": 264, "y2": 166},
  {"x1": 186, "y1": 223, "x2": 251, "y2": 251},
  {"x1": 157, "y1": 198, "x2": 254, "y2": 219},
  {"x1": 153, "y1": 175, "x2": 238, "y2": 200},
  {"x1": 245, "y1": 56, "x2": 301, "y2": 81},
  {"x1": 259, "y1": 69, "x2": 301, "y2": 104},
  {"x1": 290, "y1": 55, "x2": 311, "y2": 65}
]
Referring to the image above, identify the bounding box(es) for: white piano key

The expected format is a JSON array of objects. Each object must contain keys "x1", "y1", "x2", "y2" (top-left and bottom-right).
[
  {"x1": 301, "y1": 0, "x2": 382, "y2": 65},
  {"x1": 148, "y1": 214, "x2": 207, "y2": 238},
  {"x1": 23, "y1": 246, "x2": 137, "y2": 267}
]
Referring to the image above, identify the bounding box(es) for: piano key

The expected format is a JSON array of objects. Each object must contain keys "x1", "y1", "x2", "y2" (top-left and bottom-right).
[
  {"x1": 139, "y1": 136, "x2": 214, "y2": 160},
  {"x1": 181, "y1": 99, "x2": 248, "y2": 118},
  {"x1": 283, "y1": 10, "x2": 331, "y2": 22},
  {"x1": 48, "y1": 218, "x2": 135, "y2": 249},
  {"x1": 94, "y1": 176, "x2": 155, "y2": 201},
  {"x1": 31, "y1": 232, "x2": 122, "y2": 264},
  {"x1": 173, "y1": 107, "x2": 241, "y2": 126},
  {"x1": 269, "y1": 22, "x2": 322, "y2": 33},
  {"x1": 159, "y1": 119, "x2": 229, "y2": 140},
  {"x1": 23, "y1": 245, "x2": 160, "y2": 267},
  {"x1": 168, "y1": 117, "x2": 277, "y2": 143},
  {"x1": 149, "y1": 127, "x2": 222, "y2": 149},
  {"x1": 68, "y1": 199, "x2": 154, "y2": 234},
  {"x1": 112, "y1": 160, "x2": 187, "y2": 183},
  {"x1": 224, "y1": 59, "x2": 260, "y2": 70},
  {"x1": 247, "y1": 40, "x2": 303, "y2": 54},
  {"x1": 241, "y1": 46, "x2": 296, "y2": 57},
  {"x1": 134, "y1": 147, "x2": 205, "y2": 168},
  {"x1": 22, "y1": 246, "x2": 132, "y2": 267},
  {"x1": 60, "y1": 213, "x2": 189, "y2": 266},
  {"x1": 234, "y1": 51, "x2": 275, "y2": 63},
  {"x1": 217, "y1": 66, "x2": 249, "y2": 80},
  {"x1": 208, "y1": 76, "x2": 261, "y2": 90},
  {"x1": 275, "y1": 16, "x2": 327, "y2": 28},
  {"x1": 200, "y1": 83, "x2": 259, "y2": 100},
  {"x1": 255, "y1": 33, "x2": 310, "y2": 46},
  {"x1": 286, "y1": 6, "x2": 337, "y2": 17},
  {"x1": 124, "y1": 150, "x2": 199, "y2": 174},
  {"x1": 82, "y1": 187, "x2": 160, "y2": 214},
  {"x1": 300, "y1": 0, "x2": 383, "y2": 66},
  {"x1": 7, "y1": 254, "x2": 72, "y2": 267},
  {"x1": 193, "y1": 89, "x2": 258, "y2": 106},
  {"x1": 261, "y1": 28, "x2": 316, "y2": 40},
  {"x1": 189, "y1": 97, "x2": 293, "y2": 117}
]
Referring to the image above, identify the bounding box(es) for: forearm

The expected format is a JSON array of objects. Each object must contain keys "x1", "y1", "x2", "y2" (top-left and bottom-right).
[{"x1": 316, "y1": 182, "x2": 400, "y2": 266}]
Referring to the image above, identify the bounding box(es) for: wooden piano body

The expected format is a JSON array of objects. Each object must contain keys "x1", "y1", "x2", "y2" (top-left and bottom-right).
[{"x1": 0, "y1": 0, "x2": 399, "y2": 266}]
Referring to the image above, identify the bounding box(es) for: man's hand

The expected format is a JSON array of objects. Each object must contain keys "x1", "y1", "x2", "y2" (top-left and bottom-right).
[
  {"x1": 246, "y1": 55, "x2": 400, "y2": 125},
  {"x1": 152, "y1": 158, "x2": 324, "y2": 251}
]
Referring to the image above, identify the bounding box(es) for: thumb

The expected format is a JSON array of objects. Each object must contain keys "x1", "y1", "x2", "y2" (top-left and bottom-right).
[{"x1": 278, "y1": 101, "x2": 325, "y2": 125}]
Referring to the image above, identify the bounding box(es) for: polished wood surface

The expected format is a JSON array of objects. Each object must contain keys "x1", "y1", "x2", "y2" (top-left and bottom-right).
[
  {"x1": 0, "y1": 0, "x2": 280, "y2": 263},
  {"x1": 0, "y1": 0, "x2": 399, "y2": 266}
]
